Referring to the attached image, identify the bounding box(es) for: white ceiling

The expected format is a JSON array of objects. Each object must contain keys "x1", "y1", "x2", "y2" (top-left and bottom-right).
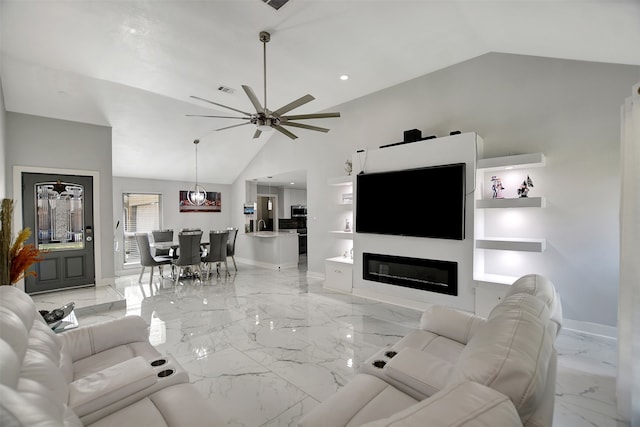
[{"x1": 2, "y1": 0, "x2": 639, "y2": 186}]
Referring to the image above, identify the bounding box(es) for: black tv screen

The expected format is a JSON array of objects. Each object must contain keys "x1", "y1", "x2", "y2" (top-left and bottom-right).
[{"x1": 356, "y1": 163, "x2": 466, "y2": 240}]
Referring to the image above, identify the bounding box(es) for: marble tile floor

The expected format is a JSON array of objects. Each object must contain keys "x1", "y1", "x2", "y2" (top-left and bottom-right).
[{"x1": 51, "y1": 264, "x2": 627, "y2": 427}]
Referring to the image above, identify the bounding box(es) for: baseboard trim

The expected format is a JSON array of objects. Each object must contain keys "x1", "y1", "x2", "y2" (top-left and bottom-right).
[
  {"x1": 307, "y1": 271, "x2": 324, "y2": 280},
  {"x1": 562, "y1": 319, "x2": 617, "y2": 340},
  {"x1": 235, "y1": 257, "x2": 297, "y2": 271}
]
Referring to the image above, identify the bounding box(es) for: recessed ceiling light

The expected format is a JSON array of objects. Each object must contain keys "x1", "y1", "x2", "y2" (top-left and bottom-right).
[
  {"x1": 290, "y1": 181, "x2": 295, "y2": 185},
  {"x1": 339, "y1": 74, "x2": 350, "y2": 81},
  {"x1": 129, "y1": 28, "x2": 137, "y2": 35}
]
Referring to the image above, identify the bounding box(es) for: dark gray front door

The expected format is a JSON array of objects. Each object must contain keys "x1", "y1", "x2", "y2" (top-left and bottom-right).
[{"x1": 22, "y1": 173, "x2": 95, "y2": 294}]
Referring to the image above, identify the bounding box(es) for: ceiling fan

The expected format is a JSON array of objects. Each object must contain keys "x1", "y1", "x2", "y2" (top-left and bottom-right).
[{"x1": 187, "y1": 31, "x2": 340, "y2": 140}]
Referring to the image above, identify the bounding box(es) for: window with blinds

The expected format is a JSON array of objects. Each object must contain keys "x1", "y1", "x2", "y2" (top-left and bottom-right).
[{"x1": 123, "y1": 193, "x2": 162, "y2": 265}]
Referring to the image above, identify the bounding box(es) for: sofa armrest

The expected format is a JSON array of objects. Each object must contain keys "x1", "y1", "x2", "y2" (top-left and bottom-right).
[
  {"x1": 68, "y1": 356, "x2": 157, "y2": 417},
  {"x1": 361, "y1": 381, "x2": 523, "y2": 427},
  {"x1": 59, "y1": 315, "x2": 150, "y2": 362},
  {"x1": 384, "y1": 348, "x2": 454, "y2": 397},
  {"x1": 419, "y1": 305, "x2": 486, "y2": 345}
]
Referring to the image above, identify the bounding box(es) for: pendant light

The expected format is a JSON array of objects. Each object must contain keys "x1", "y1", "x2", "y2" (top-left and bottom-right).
[
  {"x1": 187, "y1": 139, "x2": 206, "y2": 206},
  {"x1": 267, "y1": 177, "x2": 273, "y2": 211}
]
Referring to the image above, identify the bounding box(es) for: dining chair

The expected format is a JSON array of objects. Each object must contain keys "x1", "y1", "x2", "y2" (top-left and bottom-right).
[
  {"x1": 172, "y1": 230, "x2": 203, "y2": 285},
  {"x1": 135, "y1": 233, "x2": 172, "y2": 285},
  {"x1": 201, "y1": 230, "x2": 230, "y2": 279},
  {"x1": 151, "y1": 229, "x2": 173, "y2": 257},
  {"x1": 226, "y1": 227, "x2": 238, "y2": 271}
]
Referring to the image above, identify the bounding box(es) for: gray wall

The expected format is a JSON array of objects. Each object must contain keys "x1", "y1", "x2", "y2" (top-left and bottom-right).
[
  {"x1": 232, "y1": 53, "x2": 640, "y2": 328},
  {"x1": 6, "y1": 112, "x2": 114, "y2": 280},
  {"x1": 112, "y1": 176, "x2": 232, "y2": 275}
]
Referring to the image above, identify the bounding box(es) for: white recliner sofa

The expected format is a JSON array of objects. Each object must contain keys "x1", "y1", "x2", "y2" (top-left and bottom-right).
[
  {"x1": 298, "y1": 274, "x2": 563, "y2": 427},
  {"x1": 0, "y1": 285, "x2": 223, "y2": 426}
]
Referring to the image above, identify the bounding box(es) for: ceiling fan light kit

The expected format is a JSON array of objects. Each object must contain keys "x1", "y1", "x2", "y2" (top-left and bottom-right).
[{"x1": 188, "y1": 31, "x2": 340, "y2": 140}]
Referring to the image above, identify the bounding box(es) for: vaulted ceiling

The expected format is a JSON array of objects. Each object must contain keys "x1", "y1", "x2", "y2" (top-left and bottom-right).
[{"x1": 2, "y1": 0, "x2": 639, "y2": 184}]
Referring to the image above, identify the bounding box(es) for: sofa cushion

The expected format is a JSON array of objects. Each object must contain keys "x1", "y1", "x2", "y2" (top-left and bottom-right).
[
  {"x1": 419, "y1": 305, "x2": 486, "y2": 345},
  {"x1": 451, "y1": 294, "x2": 554, "y2": 423},
  {"x1": 298, "y1": 374, "x2": 419, "y2": 427},
  {"x1": 384, "y1": 347, "x2": 455, "y2": 397},
  {"x1": 392, "y1": 330, "x2": 466, "y2": 363},
  {"x1": 506, "y1": 274, "x2": 562, "y2": 335},
  {"x1": 0, "y1": 383, "x2": 83, "y2": 427},
  {"x1": 361, "y1": 381, "x2": 522, "y2": 427},
  {"x1": 70, "y1": 342, "x2": 161, "y2": 381},
  {"x1": 85, "y1": 383, "x2": 225, "y2": 427}
]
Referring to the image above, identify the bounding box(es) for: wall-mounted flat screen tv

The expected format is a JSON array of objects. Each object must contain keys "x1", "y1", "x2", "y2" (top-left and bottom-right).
[{"x1": 356, "y1": 163, "x2": 466, "y2": 240}]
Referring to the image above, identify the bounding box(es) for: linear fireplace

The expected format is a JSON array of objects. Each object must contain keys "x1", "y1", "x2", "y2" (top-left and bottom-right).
[{"x1": 363, "y1": 253, "x2": 458, "y2": 296}]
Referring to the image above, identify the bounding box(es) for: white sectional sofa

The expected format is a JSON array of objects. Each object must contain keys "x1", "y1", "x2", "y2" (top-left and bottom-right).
[
  {"x1": 299, "y1": 274, "x2": 563, "y2": 427},
  {"x1": 0, "y1": 285, "x2": 223, "y2": 427}
]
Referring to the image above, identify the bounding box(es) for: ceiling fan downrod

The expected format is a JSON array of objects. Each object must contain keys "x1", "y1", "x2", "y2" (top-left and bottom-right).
[{"x1": 260, "y1": 31, "x2": 270, "y2": 113}]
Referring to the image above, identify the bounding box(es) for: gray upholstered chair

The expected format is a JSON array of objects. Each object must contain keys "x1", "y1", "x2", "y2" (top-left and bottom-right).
[
  {"x1": 201, "y1": 230, "x2": 230, "y2": 279},
  {"x1": 135, "y1": 233, "x2": 172, "y2": 285},
  {"x1": 172, "y1": 230, "x2": 203, "y2": 284},
  {"x1": 151, "y1": 229, "x2": 173, "y2": 257},
  {"x1": 226, "y1": 227, "x2": 238, "y2": 271}
]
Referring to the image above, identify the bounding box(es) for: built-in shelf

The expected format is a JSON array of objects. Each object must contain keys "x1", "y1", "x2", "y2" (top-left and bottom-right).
[
  {"x1": 476, "y1": 197, "x2": 545, "y2": 209},
  {"x1": 476, "y1": 238, "x2": 546, "y2": 252},
  {"x1": 326, "y1": 256, "x2": 354, "y2": 265},
  {"x1": 329, "y1": 230, "x2": 354, "y2": 238},
  {"x1": 338, "y1": 201, "x2": 353, "y2": 206},
  {"x1": 474, "y1": 273, "x2": 518, "y2": 286},
  {"x1": 477, "y1": 153, "x2": 545, "y2": 171},
  {"x1": 328, "y1": 176, "x2": 353, "y2": 186}
]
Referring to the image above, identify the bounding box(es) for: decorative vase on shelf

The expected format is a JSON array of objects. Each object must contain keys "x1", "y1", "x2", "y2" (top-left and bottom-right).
[
  {"x1": 345, "y1": 159, "x2": 353, "y2": 176},
  {"x1": 344, "y1": 218, "x2": 351, "y2": 232}
]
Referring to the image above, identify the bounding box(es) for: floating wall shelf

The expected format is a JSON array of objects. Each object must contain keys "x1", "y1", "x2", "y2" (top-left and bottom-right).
[
  {"x1": 476, "y1": 197, "x2": 545, "y2": 209},
  {"x1": 476, "y1": 238, "x2": 546, "y2": 253},
  {"x1": 477, "y1": 153, "x2": 545, "y2": 171}
]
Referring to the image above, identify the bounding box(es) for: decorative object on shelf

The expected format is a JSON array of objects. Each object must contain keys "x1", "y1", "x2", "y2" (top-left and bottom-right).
[
  {"x1": 0, "y1": 199, "x2": 45, "y2": 286},
  {"x1": 380, "y1": 128, "x2": 436, "y2": 149},
  {"x1": 344, "y1": 218, "x2": 351, "y2": 232},
  {"x1": 342, "y1": 192, "x2": 353, "y2": 204},
  {"x1": 517, "y1": 175, "x2": 534, "y2": 198},
  {"x1": 491, "y1": 176, "x2": 505, "y2": 199},
  {"x1": 345, "y1": 159, "x2": 353, "y2": 175},
  {"x1": 187, "y1": 139, "x2": 206, "y2": 206}
]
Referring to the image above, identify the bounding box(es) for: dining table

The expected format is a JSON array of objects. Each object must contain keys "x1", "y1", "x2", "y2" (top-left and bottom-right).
[{"x1": 149, "y1": 240, "x2": 210, "y2": 279}]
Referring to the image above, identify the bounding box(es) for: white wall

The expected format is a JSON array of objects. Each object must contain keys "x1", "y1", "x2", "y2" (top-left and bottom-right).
[
  {"x1": 232, "y1": 53, "x2": 640, "y2": 328},
  {"x1": 112, "y1": 176, "x2": 232, "y2": 274},
  {"x1": 0, "y1": 77, "x2": 6, "y2": 198},
  {"x1": 6, "y1": 112, "x2": 114, "y2": 281}
]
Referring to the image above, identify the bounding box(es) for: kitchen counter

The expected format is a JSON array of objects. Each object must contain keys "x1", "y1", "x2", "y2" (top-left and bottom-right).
[
  {"x1": 241, "y1": 230, "x2": 299, "y2": 270},
  {"x1": 246, "y1": 231, "x2": 298, "y2": 238}
]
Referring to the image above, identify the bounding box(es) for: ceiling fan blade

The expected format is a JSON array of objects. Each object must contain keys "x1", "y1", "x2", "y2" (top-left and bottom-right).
[
  {"x1": 186, "y1": 114, "x2": 251, "y2": 120},
  {"x1": 274, "y1": 125, "x2": 298, "y2": 140},
  {"x1": 215, "y1": 122, "x2": 252, "y2": 131},
  {"x1": 280, "y1": 122, "x2": 330, "y2": 133},
  {"x1": 190, "y1": 95, "x2": 253, "y2": 116},
  {"x1": 242, "y1": 85, "x2": 264, "y2": 113},
  {"x1": 272, "y1": 94, "x2": 315, "y2": 117},
  {"x1": 253, "y1": 129, "x2": 262, "y2": 139},
  {"x1": 283, "y1": 112, "x2": 341, "y2": 120}
]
